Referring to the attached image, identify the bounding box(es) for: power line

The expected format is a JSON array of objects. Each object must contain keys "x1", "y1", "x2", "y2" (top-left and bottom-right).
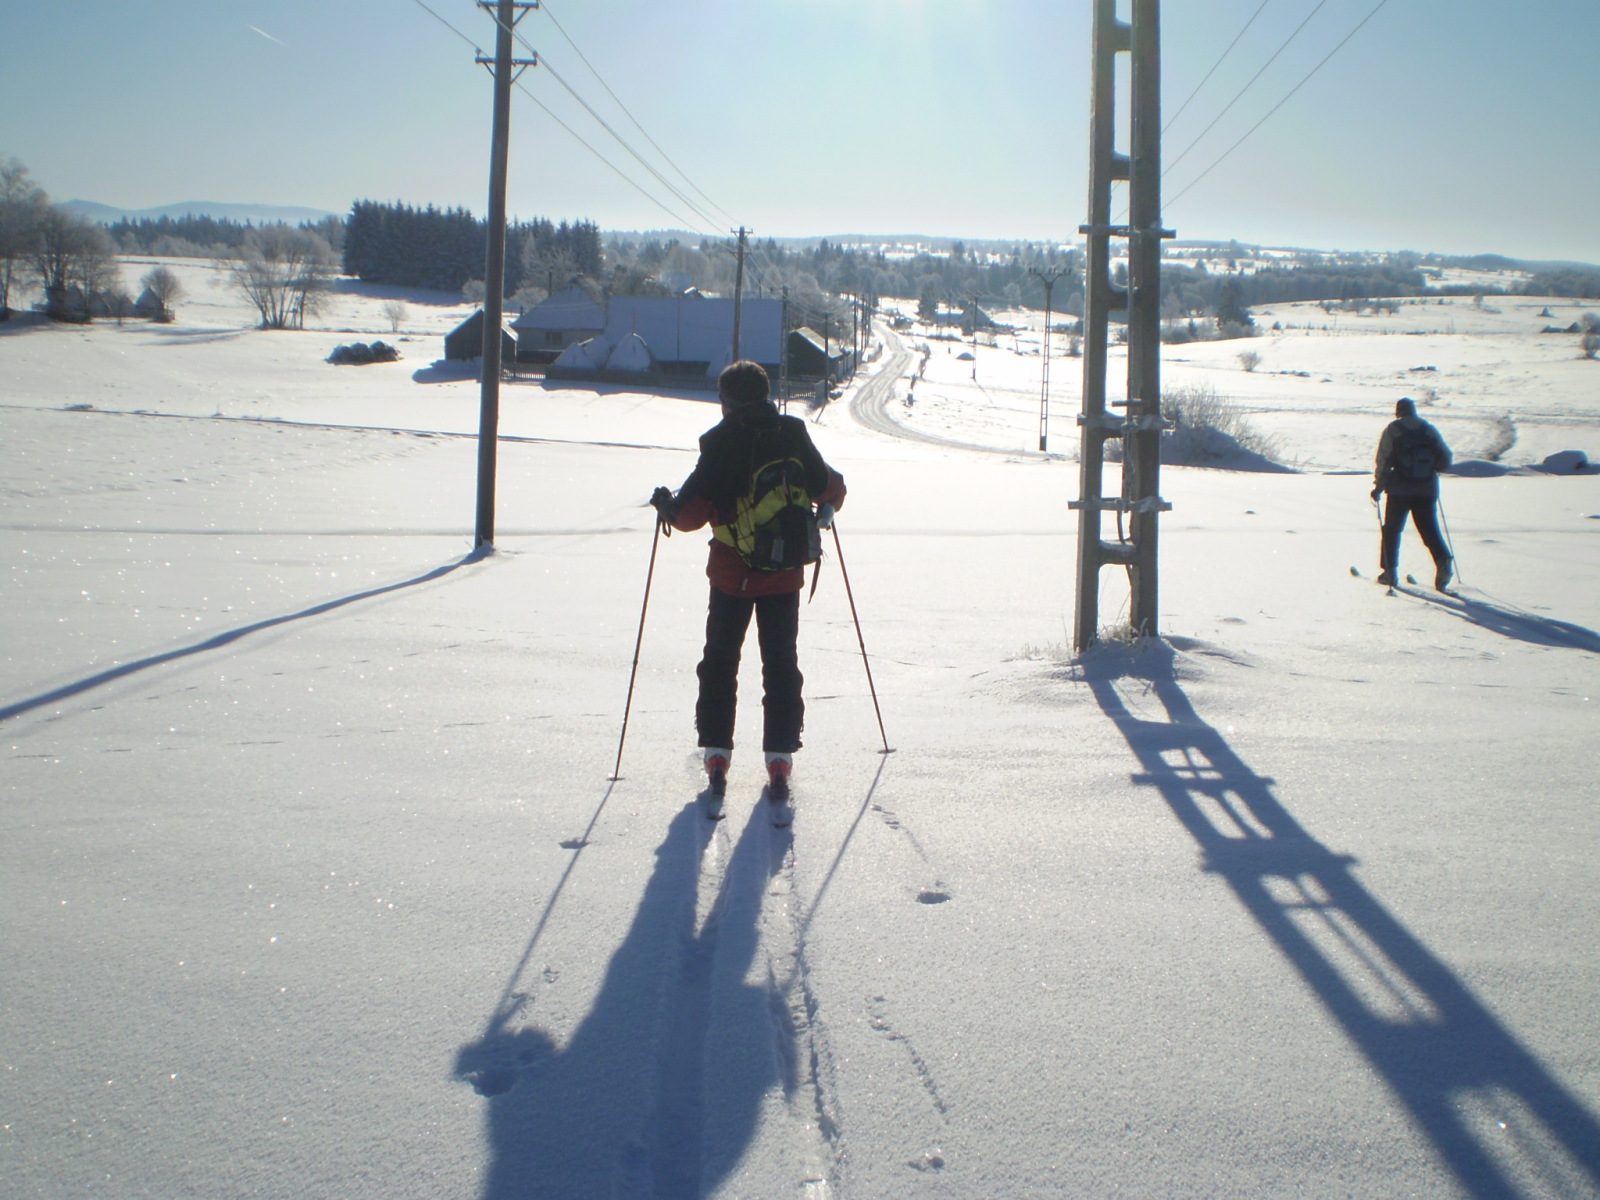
[
  {"x1": 400, "y1": 0, "x2": 717, "y2": 235},
  {"x1": 1162, "y1": 0, "x2": 1330, "y2": 180},
  {"x1": 537, "y1": 1, "x2": 738, "y2": 226},
  {"x1": 537, "y1": 59, "x2": 728, "y2": 233},
  {"x1": 1166, "y1": 0, "x2": 1393, "y2": 209},
  {"x1": 511, "y1": 78, "x2": 717, "y2": 235},
  {"x1": 1163, "y1": 0, "x2": 1273, "y2": 134},
  {"x1": 405, "y1": 0, "x2": 481, "y2": 51},
  {"x1": 477, "y1": 2, "x2": 732, "y2": 234}
]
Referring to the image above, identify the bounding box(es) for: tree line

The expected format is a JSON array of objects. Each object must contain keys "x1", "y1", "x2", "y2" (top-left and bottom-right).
[{"x1": 343, "y1": 200, "x2": 602, "y2": 297}]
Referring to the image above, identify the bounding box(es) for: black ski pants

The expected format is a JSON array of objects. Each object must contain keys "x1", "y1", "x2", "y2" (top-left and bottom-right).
[
  {"x1": 1380, "y1": 494, "x2": 1450, "y2": 572},
  {"x1": 695, "y1": 587, "x2": 803, "y2": 754}
]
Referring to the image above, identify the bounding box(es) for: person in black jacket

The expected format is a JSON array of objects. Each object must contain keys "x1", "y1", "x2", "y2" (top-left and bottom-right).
[
  {"x1": 650, "y1": 361, "x2": 846, "y2": 811},
  {"x1": 1372, "y1": 397, "x2": 1453, "y2": 589}
]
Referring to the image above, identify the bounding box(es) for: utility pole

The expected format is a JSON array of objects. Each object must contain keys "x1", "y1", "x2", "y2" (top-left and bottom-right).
[
  {"x1": 1071, "y1": 0, "x2": 1171, "y2": 648},
  {"x1": 730, "y1": 225, "x2": 749, "y2": 362},
  {"x1": 473, "y1": 0, "x2": 538, "y2": 550},
  {"x1": 850, "y1": 294, "x2": 858, "y2": 377},
  {"x1": 1030, "y1": 267, "x2": 1067, "y2": 452},
  {"x1": 780, "y1": 284, "x2": 790, "y2": 410}
]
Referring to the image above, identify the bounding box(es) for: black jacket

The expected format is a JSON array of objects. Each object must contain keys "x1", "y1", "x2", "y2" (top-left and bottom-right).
[
  {"x1": 670, "y1": 401, "x2": 846, "y2": 596},
  {"x1": 1375, "y1": 416, "x2": 1451, "y2": 500}
]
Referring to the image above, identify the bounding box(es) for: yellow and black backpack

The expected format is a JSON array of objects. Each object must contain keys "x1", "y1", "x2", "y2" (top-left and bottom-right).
[{"x1": 713, "y1": 453, "x2": 822, "y2": 572}]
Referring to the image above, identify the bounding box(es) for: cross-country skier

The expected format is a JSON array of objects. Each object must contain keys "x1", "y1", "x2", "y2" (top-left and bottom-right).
[
  {"x1": 1371, "y1": 396, "x2": 1453, "y2": 590},
  {"x1": 650, "y1": 361, "x2": 847, "y2": 816}
]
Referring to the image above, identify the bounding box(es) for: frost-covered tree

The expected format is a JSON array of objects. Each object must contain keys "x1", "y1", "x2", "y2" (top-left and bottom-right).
[
  {"x1": 33, "y1": 205, "x2": 119, "y2": 321},
  {"x1": 0, "y1": 157, "x2": 49, "y2": 318},
  {"x1": 227, "y1": 226, "x2": 335, "y2": 329},
  {"x1": 139, "y1": 265, "x2": 184, "y2": 320}
]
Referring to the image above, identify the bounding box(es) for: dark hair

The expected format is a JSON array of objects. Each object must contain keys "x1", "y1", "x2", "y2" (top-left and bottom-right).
[
  {"x1": 718, "y1": 360, "x2": 770, "y2": 407},
  {"x1": 1395, "y1": 397, "x2": 1417, "y2": 418}
]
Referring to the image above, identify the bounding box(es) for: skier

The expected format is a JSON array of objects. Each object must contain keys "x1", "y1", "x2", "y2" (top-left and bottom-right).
[
  {"x1": 1371, "y1": 397, "x2": 1453, "y2": 590},
  {"x1": 650, "y1": 361, "x2": 847, "y2": 820}
]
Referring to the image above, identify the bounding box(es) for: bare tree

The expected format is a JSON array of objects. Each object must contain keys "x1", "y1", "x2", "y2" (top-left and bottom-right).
[
  {"x1": 139, "y1": 265, "x2": 184, "y2": 321},
  {"x1": 0, "y1": 158, "x2": 50, "y2": 318},
  {"x1": 380, "y1": 299, "x2": 408, "y2": 333},
  {"x1": 33, "y1": 206, "x2": 119, "y2": 321},
  {"x1": 227, "y1": 226, "x2": 336, "y2": 329}
]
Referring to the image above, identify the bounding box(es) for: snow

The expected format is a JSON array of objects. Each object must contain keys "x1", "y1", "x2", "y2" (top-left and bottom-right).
[{"x1": 3, "y1": 260, "x2": 1599, "y2": 1198}]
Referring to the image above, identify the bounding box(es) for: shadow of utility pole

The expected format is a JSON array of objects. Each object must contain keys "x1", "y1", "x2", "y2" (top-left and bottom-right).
[
  {"x1": 0, "y1": 549, "x2": 486, "y2": 725},
  {"x1": 1084, "y1": 643, "x2": 1600, "y2": 1198}
]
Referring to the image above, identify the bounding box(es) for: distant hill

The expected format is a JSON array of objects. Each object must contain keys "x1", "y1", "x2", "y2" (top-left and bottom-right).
[{"x1": 63, "y1": 199, "x2": 341, "y2": 227}]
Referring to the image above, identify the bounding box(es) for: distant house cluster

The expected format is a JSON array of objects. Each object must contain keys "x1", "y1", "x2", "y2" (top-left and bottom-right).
[{"x1": 444, "y1": 280, "x2": 857, "y2": 388}]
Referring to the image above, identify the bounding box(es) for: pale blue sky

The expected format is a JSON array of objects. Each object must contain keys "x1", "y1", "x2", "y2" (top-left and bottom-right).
[{"x1": 2, "y1": 1, "x2": 1595, "y2": 262}]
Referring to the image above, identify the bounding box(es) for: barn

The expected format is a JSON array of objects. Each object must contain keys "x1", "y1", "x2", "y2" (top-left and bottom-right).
[{"x1": 444, "y1": 310, "x2": 516, "y2": 362}]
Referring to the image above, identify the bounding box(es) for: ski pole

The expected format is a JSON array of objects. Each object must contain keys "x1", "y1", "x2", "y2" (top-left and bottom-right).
[
  {"x1": 830, "y1": 522, "x2": 893, "y2": 755},
  {"x1": 610, "y1": 518, "x2": 663, "y2": 781},
  {"x1": 1437, "y1": 495, "x2": 1462, "y2": 585}
]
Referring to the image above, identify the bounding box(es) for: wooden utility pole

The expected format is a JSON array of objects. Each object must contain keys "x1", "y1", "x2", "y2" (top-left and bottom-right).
[
  {"x1": 779, "y1": 284, "x2": 790, "y2": 410},
  {"x1": 730, "y1": 225, "x2": 749, "y2": 362},
  {"x1": 473, "y1": 0, "x2": 538, "y2": 549},
  {"x1": 1071, "y1": 0, "x2": 1171, "y2": 648}
]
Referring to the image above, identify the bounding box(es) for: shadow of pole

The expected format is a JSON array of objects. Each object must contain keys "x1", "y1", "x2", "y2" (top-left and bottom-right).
[
  {"x1": 0, "y1": 549, "x2": 488, "y2": 724},
  {"x1": 457, "y1": 801, "x2": 786, "y2": 1199},
  {"x1": 1084, "y1": 644, "x2": 1600, "y2": 1198}
]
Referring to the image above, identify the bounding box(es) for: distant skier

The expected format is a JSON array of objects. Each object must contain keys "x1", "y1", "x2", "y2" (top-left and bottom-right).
[
  {"x1": 650, "y1": 361, "x2": 847, "y2": 820},
  {"x1": 1371, "y1": 396, "x2": 1453, "y2": 590}
]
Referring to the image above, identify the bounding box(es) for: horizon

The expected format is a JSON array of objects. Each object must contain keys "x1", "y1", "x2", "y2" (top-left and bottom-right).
[
  {"x1": 4, "y1": 1, "x2": 1597, "y2": 266},
  {"x1": 53, "y1": 198, "x2": 1600, "y2": 274}
]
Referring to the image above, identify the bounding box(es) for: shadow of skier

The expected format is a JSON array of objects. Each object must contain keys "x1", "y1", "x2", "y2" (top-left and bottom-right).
[
  {"x1": 1411, "y1": 589, "x2": 1600, "y2": 654},
  {"x1": 1083, "y1": 641, "x2": 1600, "y2": 1199},
  {"x1": 456, "y1": 800, "x2": 790, "y2": 1199}
]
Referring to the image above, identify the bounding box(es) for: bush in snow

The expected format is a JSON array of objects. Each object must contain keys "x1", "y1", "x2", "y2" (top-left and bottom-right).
[
  {"x1": 1102, "y1": 384, "x2": 1282, "y2": 468},
  {"x1": 1237, "y1": 349, "x2": 1262, "y2": 372},
  {"x1": 328, "y1": 341, "x2": 400, "y2": 365}
]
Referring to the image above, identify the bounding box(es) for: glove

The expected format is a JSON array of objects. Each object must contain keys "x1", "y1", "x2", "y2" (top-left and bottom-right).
[
  {"x1": 649, "y1": 486, "x2": 677, "y2": 532},
  {"x1": 815, "y1": 503, "x2": 835, "y2": 530},
  {"x1": 1370, "y1": 487, "x2": 1381, "y2": 502}
]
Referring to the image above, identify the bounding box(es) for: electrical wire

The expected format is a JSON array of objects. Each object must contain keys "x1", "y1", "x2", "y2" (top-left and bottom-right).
[
  {"x1": 511, "y1": 78, "x2": 716, "y2": 235},
  {"x1": 1163, "y1": 0, "x2": 1330, "y2": 180},
  {"x1": 1163, "y1": 0, "x2": 1273, "y2": 134},
  {"x1": 477, "y1": 2, "x2": 733, "y2": 234},
  {"x1": 1166, "y1": 0, "x2": 1392, "y2": 209},
  {"x1": 401, "y1": 0, "x2": 718, "y2": 236},
  {"x1": 405, "y1": 0, "x2": 480, "y2": 51},
  {"x1": 537, "y1": 1, "x2": 739, "y2": 227}
]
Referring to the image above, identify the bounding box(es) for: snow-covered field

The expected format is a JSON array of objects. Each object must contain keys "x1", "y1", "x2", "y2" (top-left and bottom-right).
[{"x1": 3, "y1": 260, "x2": 1599, "y2": 1198}]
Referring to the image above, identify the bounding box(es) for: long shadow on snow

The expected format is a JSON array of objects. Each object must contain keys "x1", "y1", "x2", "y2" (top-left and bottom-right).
[
  {"x1": 456, "y1": 800, "x2": 788, "y2": 1200},
  {"x1": 1082, "y1": 642, "x2": 1600, "y2": 1198},
  {"x1": 1405, "y1": 588, "x2": 1600, "y2": 654},
  {"x1": 0, "y1": 550, "x2": 484, "y2": 724}
]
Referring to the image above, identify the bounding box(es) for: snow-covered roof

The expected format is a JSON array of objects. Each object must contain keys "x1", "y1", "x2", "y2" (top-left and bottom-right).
[
  {"x1": 604, "y1": 295, "x2": 782, "y2": 365},
  {"x1": 510, "y1": 283, "x2": 606, "y2": 333}
]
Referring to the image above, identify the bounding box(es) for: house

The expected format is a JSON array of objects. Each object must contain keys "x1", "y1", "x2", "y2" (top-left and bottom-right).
[
  {"x1": 133, "y1": 287, "x2": 171, "y2": 321},
  {"x1": 786, "y1": 326, "x2": 854, "y2": 380},
  {"x1": 444, "y1": 310, "x2": 516, "y2": 362},
  {"x1": 510, "y1": 280, "x2": 606, "y2": 364}
]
